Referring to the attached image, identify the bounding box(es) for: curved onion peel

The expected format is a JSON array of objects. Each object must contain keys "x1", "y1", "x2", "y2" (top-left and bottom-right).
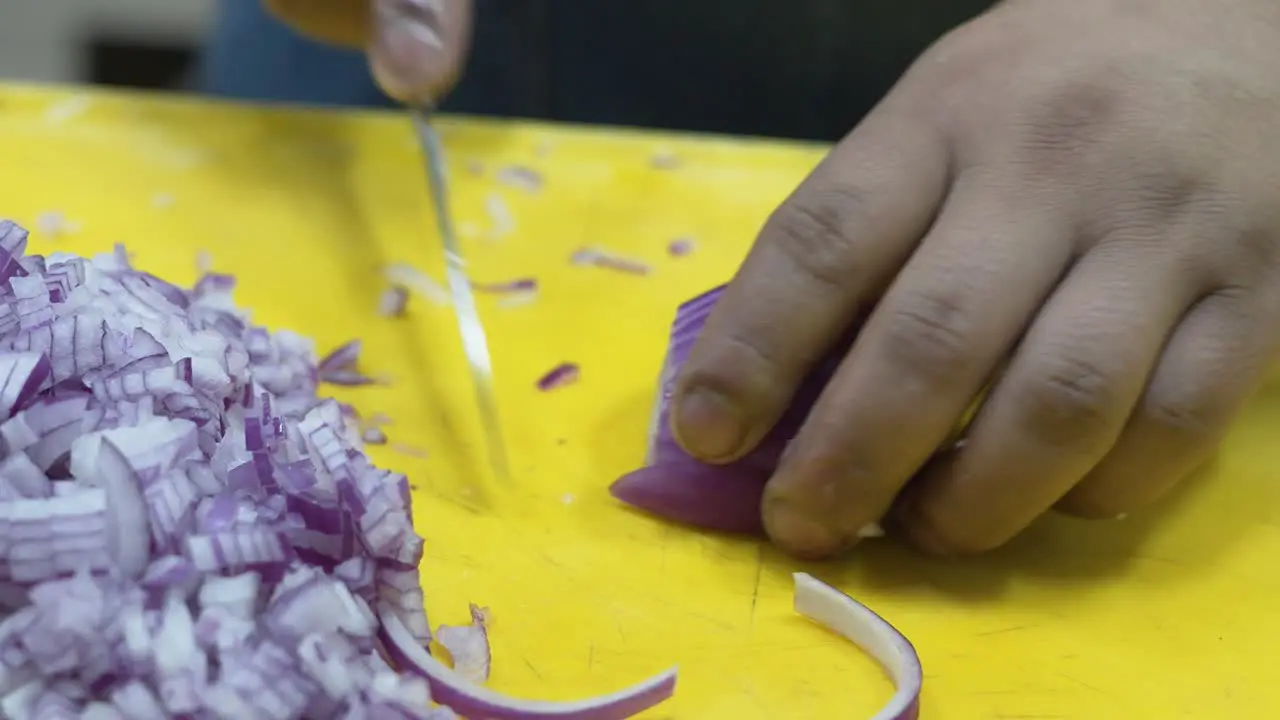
[
  {"x1": 381, "y1": 611, "x2": 678, "y2": 719},
  {"x1": 794, "y1": 573, "x2": 922, "y2": 720}
]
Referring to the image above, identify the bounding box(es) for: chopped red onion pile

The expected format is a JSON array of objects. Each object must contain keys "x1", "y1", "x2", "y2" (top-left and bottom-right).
[
  {"x1": 384, "y1": 264, "x2": 449, "y2": 306},
  {"x1": 0, "y1": 218, "x2": 679, "y2": 719}
]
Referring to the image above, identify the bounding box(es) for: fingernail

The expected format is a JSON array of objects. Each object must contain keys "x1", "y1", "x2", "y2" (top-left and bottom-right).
[
  {"x1": 371, "y1": 3, "x2": 445, "y2": 101},
  {"x1": 764, "y1": 503, "x2": 845, "y2": 558},
  {"x1": 672, "y1": 386, "x2": 746, "y2": 460}
]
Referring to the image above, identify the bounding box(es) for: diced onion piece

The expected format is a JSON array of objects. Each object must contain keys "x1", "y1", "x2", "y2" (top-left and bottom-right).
[
  {"x1": 569, "y1": 248, "x2": 651, "y2": 276},
  {"x1": 484, "y1": 194, "x2": 516, "y2": 238},
  {"x1": 666, "y1": 238, "x2": 696, "y2": 257},
  {"x1": 435, "y1": 603, "x2": 491, "y2": 683},
  {"x1": 379, "y1": 286, "x2": 410, "y2": 318},
  {"x1": 385, "y1": 263, "x2": 450, "y2": 305},
  {"x1": 0, "y1": 352, "x2": 51, "y2": 420},
  {"x1": 536, "y1": 363, "x2": 580, "y2": 392},
  {"x1": 97, "y1": 438, "x2": 151, "y2": 577},
  {"x1": 472, "y1": 278, "x2": 537, "y2": 295},
  {"x1": 493, "y1": 166, "x2": 544, "y2": 194},
  {"x1": 380, "y1": 610, "x2": 677, "y2": 720},
  {"x1": 318, "y1": 339, "x2": 361, "y2": 375},
  {"x1": 793, "y1": 573, "x2": 921, "y2": 720}
]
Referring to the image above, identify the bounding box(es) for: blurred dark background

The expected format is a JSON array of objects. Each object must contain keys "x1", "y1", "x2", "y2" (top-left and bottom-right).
[{"x1": 0, "y1": 1, "x2": 990, "y2": 142}]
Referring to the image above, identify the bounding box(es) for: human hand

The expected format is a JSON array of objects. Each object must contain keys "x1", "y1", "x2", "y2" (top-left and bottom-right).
[
  {"x1": 671, "y1": 0, "x2": 1280, "y2": 558},
  {"x1": 264, "y1": 0, "x2": 473, "y2": 103}
]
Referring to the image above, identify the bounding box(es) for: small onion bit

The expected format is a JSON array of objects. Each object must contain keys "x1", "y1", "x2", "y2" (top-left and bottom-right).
[
  {"x1": 569, "y1": 248, "x2": 651, "y2": 276},
  {"x1": 666, "y1": 238, "x2": 696, "y2": 257},
  {"x1": 536, "y1": 363, "x2": 580, "y2": 392},
  {"x1": 472, "y1": 278, "x2": 538, "y2": 296},
  {"x1": 384, "y1": 262, "x2": 451, "y2": 306},
  {"x1": 793, "y1": 573, "x2": 922, "y2": 720},
  {"x1": 493, "y1": 166, "x2": 544, "y2": 194},
  {"x1": 380, "y1": 609, "x2": 677, "y2": 720},
  {"x1": 317, "y1": 339, "x2": 378, "y2": 386},
  {"x1": 379, "y1": 285, "x2": 410, "y2": 318},
  {"x1": 435, "y1": 603, "x2": 492, "y2": 683}
]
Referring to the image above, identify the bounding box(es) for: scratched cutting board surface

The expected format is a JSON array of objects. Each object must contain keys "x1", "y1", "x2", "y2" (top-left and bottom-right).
[{"x1": 0, "y1": 83, "x2": 1277, "y2": 718}]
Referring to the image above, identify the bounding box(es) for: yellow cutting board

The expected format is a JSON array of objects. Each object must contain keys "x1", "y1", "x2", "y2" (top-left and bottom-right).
[{"x1": 1, "y1": 83, "x2": 1277, "y2": 719}]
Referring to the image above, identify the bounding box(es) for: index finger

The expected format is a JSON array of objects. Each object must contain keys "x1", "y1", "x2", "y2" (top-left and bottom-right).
[
  {"x1": 670, "y1": 102, "x2": 949, "y2": 464},
  {"x1": 370, "y1": 0, "x2": 474, "y2": 102}
]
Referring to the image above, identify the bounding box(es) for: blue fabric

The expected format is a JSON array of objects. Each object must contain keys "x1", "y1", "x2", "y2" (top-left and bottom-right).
[
  {"x1": 197, "y1": 0, "x2": 995, "y2": 140},
  {"x1": 199, "y1": 0, "x2": 393, "y2": 108}
]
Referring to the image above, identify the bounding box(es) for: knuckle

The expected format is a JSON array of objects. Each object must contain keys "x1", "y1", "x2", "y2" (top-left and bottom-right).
[
  {"x1": 1055, "y1": 490, "x2": 1127, "y2": 520},
  {"x1": 764, "y1": 182, "x2": 873, "y2": 293},
  {"x1": 881, "y1": 292, "x2": 978, "y2": 383},
  {"x1": 1018, "y1": 354, "x2": 1125, "y2": 448},
  {"x1": 1138, "y1": 387, "x2": 1228, "y2": 444},
  {"x1": 1014, "y1": 76, "x2": 1122, "y2": 173}
]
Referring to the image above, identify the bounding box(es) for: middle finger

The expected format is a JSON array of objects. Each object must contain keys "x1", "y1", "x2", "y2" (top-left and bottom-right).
[{"x1": 763, "y1": 171, "x2": 1073, "y2": 558}]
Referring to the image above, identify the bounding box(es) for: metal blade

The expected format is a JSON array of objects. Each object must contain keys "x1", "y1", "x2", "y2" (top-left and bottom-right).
[{"x1": 410, "y1": 107, "x2": 510, "y2": 484}]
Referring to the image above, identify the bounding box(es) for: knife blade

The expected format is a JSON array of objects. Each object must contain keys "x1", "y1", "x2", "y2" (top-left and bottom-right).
[{"x1": 409, "y1": 106, "x2": 511, "y2": 485}]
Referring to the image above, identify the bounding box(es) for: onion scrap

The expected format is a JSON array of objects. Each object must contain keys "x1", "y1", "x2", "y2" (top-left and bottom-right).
[
  {"x1": 569, "y1": 248, "x2": 651, "y2": 276},
  {"x1": 379, "y1": 286, "x2": 410, "y2": 318},
  {"x1": 792, "y1": 573, "x2": 922, "y2": 720},
  {"x1": 317, "y1": 339, "x2": 378, "y2": 386},
  {"x1": 537, "y1": 363, "x2": 580, "y2": 392},
  {"x1": 493, "y1": 166, "x2": 544, "y2": 194},
  {"x1": 666, "y1": 238, "x2": 696, "y2": 257}
]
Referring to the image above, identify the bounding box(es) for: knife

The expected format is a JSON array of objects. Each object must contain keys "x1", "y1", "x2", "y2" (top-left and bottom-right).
[{"x1": 409, "y1": 106, "x2": 511, "y2": 485}]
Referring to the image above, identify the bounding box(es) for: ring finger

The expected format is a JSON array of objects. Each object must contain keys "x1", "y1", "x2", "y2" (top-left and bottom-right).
[{"x1": 896, "y1": 240, "x2": 1202, "y2": 554}]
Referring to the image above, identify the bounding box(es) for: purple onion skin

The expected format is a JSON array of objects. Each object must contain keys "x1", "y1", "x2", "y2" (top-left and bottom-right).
[
  {"x1": 610, "y1": 285, "x2": 852, "y2": 536},
  {"x1": 611, "y1": 465, "x2": 768, "y2": 535}
]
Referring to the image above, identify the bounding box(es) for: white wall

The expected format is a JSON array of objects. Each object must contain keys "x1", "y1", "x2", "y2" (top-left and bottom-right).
[{"x1": 0, "y1": 0, "x2": 213, "y2": 83}]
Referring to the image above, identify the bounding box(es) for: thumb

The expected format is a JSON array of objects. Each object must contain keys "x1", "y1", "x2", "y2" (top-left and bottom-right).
[{"x1": 369, "y1": 0, "x2": 473, "y2": 104}]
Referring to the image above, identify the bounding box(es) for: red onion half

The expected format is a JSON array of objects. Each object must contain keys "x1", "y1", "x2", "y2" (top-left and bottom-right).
[{"x1": 610, "y1": 285, "x2": 844, "y2": 534}]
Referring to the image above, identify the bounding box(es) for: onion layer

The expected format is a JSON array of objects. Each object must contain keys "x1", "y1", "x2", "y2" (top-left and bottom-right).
[{"x1": 793, "y1": 573, "x2": 922, "y2": 720}]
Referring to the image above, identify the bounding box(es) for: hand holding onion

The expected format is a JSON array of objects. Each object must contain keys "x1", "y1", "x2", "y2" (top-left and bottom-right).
[
  {"x1": 654, "y1": 0, "x2": 1280, "y2": 559},
  {"x1": 264, "y1": 0, "x2": 473, "y2": 103}
]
